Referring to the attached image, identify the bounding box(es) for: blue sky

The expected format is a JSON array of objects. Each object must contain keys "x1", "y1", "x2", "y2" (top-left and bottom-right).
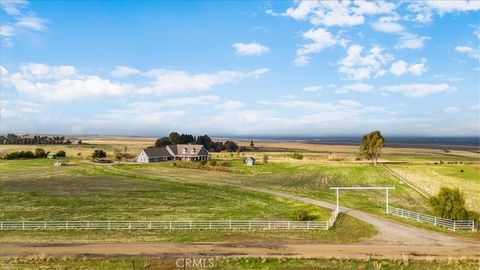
[{"x1": 0, "y1": 0, "x2": 479, "y2": 137}]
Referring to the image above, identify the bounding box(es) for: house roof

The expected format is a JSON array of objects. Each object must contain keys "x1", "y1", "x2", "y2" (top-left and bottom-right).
[
  {"x1": 167, "y1": 144, "x2": 208, "y2": 156},
  {"x1": 143, "y1": 147, "x2": 173, "y2": 158},
  {"x1": 142, "y1": 144, "x2": 208, "y2": 158}
]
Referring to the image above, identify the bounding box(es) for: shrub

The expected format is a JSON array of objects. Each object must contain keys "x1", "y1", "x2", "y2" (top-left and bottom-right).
[
  {"x1": 172, "y1": 162, "x2": 177, "y2": 167},
  {"x1": 91, "y1": 150, "x2": 107, "y2": 159},
  {"x1": 200, "y1": 160, "x2": 207, "y2": 165},
  {"x1": 4, "y1": 150, "x2": 35, "y2": 159},
  {"x1": 56, "y1": 150, "x2": 66, "y2": 157},
  {"x1": 292, "y1": 152, "x2": 303, "y2": 160},
  {"x1": 34, "y1": 148, "x2": 47, "y2": 158},
  {"x1": 429, "y1": 187, "x2": 477, "y2": 220},
  {"x1": 292, "y1": 208, "x2": 314, "y2": 221},
  {"x1": 209, "y1": 160, "x2": 217, "y2": 166},
  {"x1": 263, "y1": 154, "x2": 269, "y2": 164},
  {"x1": 328, "y1": 153, "x2": 345, "y2": 161}
]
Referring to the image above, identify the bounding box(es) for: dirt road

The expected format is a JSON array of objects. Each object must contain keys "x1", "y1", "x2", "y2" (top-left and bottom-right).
[{"x1": 1, "y1": 243, "x2": 478, "y2": 260}]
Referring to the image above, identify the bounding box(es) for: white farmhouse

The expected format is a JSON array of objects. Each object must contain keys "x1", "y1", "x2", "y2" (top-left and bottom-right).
[{"x1": 137, "y1": 144, "x2": 208, "y2": 163}]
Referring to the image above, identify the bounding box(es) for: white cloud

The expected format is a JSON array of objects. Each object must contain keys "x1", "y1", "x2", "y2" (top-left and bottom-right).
[
  {"x1": 371, "y1": 16, "x2": 404, "y2": 33},
  {"x1": 338, "y1": 44, "x2": 392, "y2": 80},
  {"x1": 233, "y1": 42, "x2": 270, "y2": 56},
  {"x1": 0, "y1": 0, "x2": 28, "y2": 15},
  {"x1": 380, "y1": 83, "x2": 454, "y2": 97},
  {"x1": 111, "y1": 66, "x2": 142, "y2": 77},
  {"x1": 406, "y1": 1, "x2": 480, "y2": 24},
  {"x1": 389, "y1": 59, "x2": 427, "y2": 76},
  {"x1": 455, "y1": 46, "x2": 480, "y2": 60},
  {"x1": 278, "y1": 0, "x2": 395, "y2": 27},
  {"x1": 214, "y1": 100, "x2": 245, "y2": 111},
  {"x1": 443, "y1": 106, "x2": 461, "y2": 114},
  {"x1": 19, "y1": 63, "x2": 77, "y2": 80},
  {"x1": 0, "y1": 25, "x2": 16, "y2": 36},
  {"x1": 395, "y1": 33, "x2": 430, "y2": 50},
  {"x1": 16, "y1": 14, "x2": 47, "y2": 31},
  {"x1": 292, "y1": 55, "x2": 310, "y2": 67},
  {"x1": 303, "y1": 85, "x2": 323, "y2": 92},
  {"x1": 4, "y1": 63, "x2": 133, "y2": 101},
  {"x1": 139, "y1": 68, "x2": 269, "y2": 95},
  {"x1": 294, "y1": 28, "x2": 340, "y2": 66},
  {"x1": 335, "y1": 82, "x2": 374, "y2": 94}
]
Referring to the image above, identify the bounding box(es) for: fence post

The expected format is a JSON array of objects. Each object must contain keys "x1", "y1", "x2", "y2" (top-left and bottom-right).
[
  {"x1": 453, "y1": 221, "x2": 456, "y2": 231},
  {"x1": 44, "y1": 221, "x2": 47, "y2": 230},
  {"x1": 249, "y1": 221, "x2": 251, "y2": 230},
  {"x1": 416, "y1": 213, "x2": 419, "y2": 222},
  {"x1": 268, "y1": 221, "x2": 271, "y2": 230},
  {"x1": 209, "y1": 221, "x2": 212, "y2": 230},
  {"x1": 149, "y1": 221, "x2": 152, "y2": 229},
  {"x1": 169, "y1": 221, "x2": 172, "y2": 230},
  {"x1": 472, "y1": 221, "x2": 475, "y2": 232},
  {"x1": 434, "y1": 217, "x2": 437, "y2": 226},
  {"x1": 307, "y1": 221, "x2": 310, "y2": 230},
  {"x1": 1, "y1": 222, "x2": 3, "y2": 230},
  {"x1": 128, "y1": 221, "x2": 131, "y2": 229},
  {"x1": 66, "y1": 221, "x2": 68, "y2": 229},
  {"x1": 22, "y1": 221, "x2": 25, "y2": 230},
  {"x1": 87, "y1": 221, "x2": 90, "y2": 229},
  {"x1": 288, "y1": 221, "x2": 291, "y2": 230},
  {"x1": 190, "y1": 221, "x2": 192, "y2": 230},
  {"x1": 108, "y1": 221, "x2": 111, "y2": 230}
]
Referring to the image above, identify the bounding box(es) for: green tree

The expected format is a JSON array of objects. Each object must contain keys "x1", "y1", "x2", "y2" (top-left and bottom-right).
[
  {"x1": 168, "y1": 132, "x2": 180, "y2": 144},
  {"x1": 429, "y1": 187, "x2": 475, "y2": 220},
  {"x1": 92, "y1": 149, "x2": 107, "y2": 159},
  {"x1": 359, "y1": 130, "x2": 384, "y2": 165},
  {"x1": 154, "y1": 137, "x2": 171, "y2": 147},
  {"x1": 34, "y1": 148, "x2": 46, "y2": 158}
]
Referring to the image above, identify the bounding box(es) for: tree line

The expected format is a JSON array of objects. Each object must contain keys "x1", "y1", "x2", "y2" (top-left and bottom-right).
[
  {"x1": 0, "y1": 134, "x2": 73, "y2": 145},
  {"x1": 154, "y1": 132, "x2": 239, "y2": 152},
  {"x1": 4, "y1": 148, "x2": 66, "y2": 160}
]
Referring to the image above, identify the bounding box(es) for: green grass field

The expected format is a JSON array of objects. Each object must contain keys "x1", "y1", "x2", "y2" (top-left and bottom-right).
[{"x1": 1, "y1": 256, "x2": 477, "y2": 270}]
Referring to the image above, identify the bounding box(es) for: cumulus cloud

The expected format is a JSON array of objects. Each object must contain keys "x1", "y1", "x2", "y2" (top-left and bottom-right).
[
  {"x1": 294, "y1": 28, "x2": 341, "y2": 66},
  {"x1": 111, "y1": 66, "x2": 142, "y2": 77},
  {"x1": 281, "y1": 0, "x2": 395, "y2": 27},
  {"x1": 371, "y1": 16, "x2": 404, "y2": 33},
  {"x1": 233, "y1": 42, "x2": 270, "y2": 56},
  {"x1": 407, "y1": 1, "x2": 480, "y2": 24},
  {"x1": 16, "y1": 14, "x2": 47, "y2": 31},
  {"x1": 380, "y1": 83, "x2": 454, "y2": 97},
  {"x1": 455, "y1": 46, "x2": 480, "y2": 60},
  {"x1": 389, "y1": 59, "x2": 427, "y2": 76},
  {"x1": 335, "y1": 82, "x2": 374, "y2": 94},
  {"x1": 139, "y1": 68, "x2": 269, "y2": 95},
  {"x1": 338, "y1": 44, "x2": 392, "y2": 80},
  {"x1": 395, "y1": 33, "x2": 430, "y2": 50}
]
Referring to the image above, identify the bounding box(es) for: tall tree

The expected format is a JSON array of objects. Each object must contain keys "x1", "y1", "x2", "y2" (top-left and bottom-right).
[
  {"x1": 429, "y1": 187, "x2": 474, "y2": 220},
  {"x1": 359, "y1": 130, "x2": 384, "y2": 166},
  {"x1": 168, "y1": 132, "x2": 180, "y2": 144}
]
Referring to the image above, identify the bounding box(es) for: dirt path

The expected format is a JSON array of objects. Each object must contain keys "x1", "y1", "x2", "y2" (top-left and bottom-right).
[{"x1": 1, "y1": 243, "x2": 478, "y2": 260}]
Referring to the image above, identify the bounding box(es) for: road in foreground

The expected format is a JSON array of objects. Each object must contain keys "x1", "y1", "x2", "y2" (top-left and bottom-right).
[{"x1": 0, "y1": 243, "x2": 478, "y2": 260}]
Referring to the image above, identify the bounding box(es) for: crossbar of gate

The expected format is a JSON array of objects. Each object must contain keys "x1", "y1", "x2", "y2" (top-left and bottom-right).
[
  {"x1": 0, "y1": 220, "x2": 331, "y2": 231},
  {"x1": 388, "y1": 206, "x2": 475, "y2": 231}
]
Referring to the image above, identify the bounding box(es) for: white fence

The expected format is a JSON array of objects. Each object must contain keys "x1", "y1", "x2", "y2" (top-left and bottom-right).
[
  {"x1": 327, "y1": 208, "x2": 339, "y2": 229},
  {"x1": 0, "y1": 220, "x2": 330, "y2": 231},
  {"x1": 387, "y1": 206, "x2": 475, "y2": 231}
]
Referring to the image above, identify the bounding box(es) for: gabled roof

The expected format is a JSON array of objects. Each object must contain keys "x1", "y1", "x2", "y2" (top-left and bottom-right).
[
  {"x1": 167, "y1": 144, "x2": 208, "y2": 156},
  {"x1": 143, "y1": 147, "x2": 173, "y2": 158}
]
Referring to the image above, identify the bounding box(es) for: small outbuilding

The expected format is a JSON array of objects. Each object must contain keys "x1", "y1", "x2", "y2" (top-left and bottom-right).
[{"x1": 245, "y1": 157, "x2": 255, "y2": 166}]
